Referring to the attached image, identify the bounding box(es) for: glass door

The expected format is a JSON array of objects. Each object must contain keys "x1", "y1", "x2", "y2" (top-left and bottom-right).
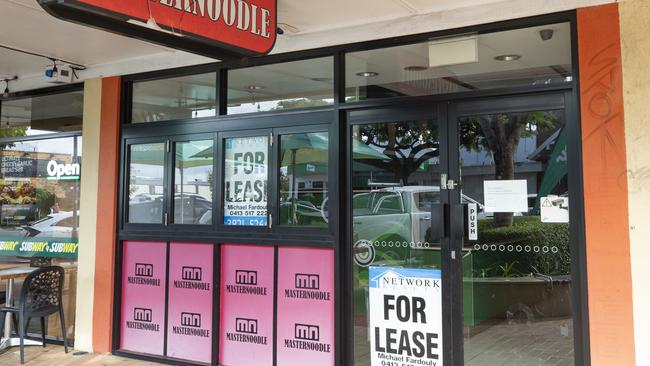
[
  {"x1": 450, "y1": 93, "x2": 578, "y2": 366},
  {"x1": 349, "y1": 105, "x2": 452, "y2": 366}
]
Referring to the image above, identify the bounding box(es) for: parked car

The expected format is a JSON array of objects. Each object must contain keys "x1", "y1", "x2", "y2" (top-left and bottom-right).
[
  {"x1": 128, "y1": 194, "x2": 212, "y2": 224},
  {"x1": 21, "y1": 211, "x2": 79, "y2": 238},
  {"x1": 353, "y1": 186, "x2": 484, "y2": 247}
]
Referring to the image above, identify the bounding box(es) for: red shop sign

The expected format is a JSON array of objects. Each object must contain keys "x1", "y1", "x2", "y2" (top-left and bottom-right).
[{"x1": 38, "y1": 0, "x2": 277, "y2": 59}]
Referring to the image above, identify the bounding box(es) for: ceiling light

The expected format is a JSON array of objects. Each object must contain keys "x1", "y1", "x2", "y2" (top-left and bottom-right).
[
  {"x1": 494, "y1": 54, "x2": 521, "y2": 62},
  {"x1": 356, "y1": 71, "x2": 379, "y2": 77},
  {"x1": 247, "y1": 85, "x2": 264, "y2": 91},
  {"x1": 404, "y1": 66, "x2": 429, "y2": 72}
]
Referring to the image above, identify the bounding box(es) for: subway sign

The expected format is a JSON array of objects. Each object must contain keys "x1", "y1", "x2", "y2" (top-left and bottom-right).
[{"x1": 38, "y1": 0, "x2": 277, "y2": 59}]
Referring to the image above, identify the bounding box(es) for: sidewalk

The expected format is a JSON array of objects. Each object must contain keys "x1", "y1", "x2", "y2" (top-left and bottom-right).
[{"x1": 0, "y1": 345, "x2": 159, "y2": 365}]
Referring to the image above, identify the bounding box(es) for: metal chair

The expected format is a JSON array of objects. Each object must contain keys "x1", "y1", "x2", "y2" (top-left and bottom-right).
[{"x1": 0, "y1": 266, "x2": 68, "y2": 364}]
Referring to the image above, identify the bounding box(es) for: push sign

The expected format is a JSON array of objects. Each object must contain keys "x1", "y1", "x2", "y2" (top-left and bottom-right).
[
  {"x1": 369, "y1": 267, "x2": 443, "y2": 366},
  {"x1": 467, "y1": 203, "x2": 478, "y2": 241}
]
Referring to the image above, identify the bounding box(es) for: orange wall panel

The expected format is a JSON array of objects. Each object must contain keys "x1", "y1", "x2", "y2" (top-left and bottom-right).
[
  {"x1": 577, "y1": 4, "x2": 636, "y2": 365},
  {"x1": 92, "y1": 77, "x2": 121, "y2": 353}
]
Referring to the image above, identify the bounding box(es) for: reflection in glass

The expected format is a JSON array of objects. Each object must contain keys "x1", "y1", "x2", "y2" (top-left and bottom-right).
[
  {"x1": 223, "y1": 136, "x2": 268, "y2": 226},
  {"x1": 0, "y1": 136, "x2": 82, "y2": 342},
  {"x1": 459, "y1": 110, "x2": 574, "y2": 365},
  {"x1": 0, "y1": 136, "x2": 81, "y2": 238},
  {"x1": 346, "y1": 23, "x2": 572, "y2": 101},
  {"x1": 227, "y1": 57, "x2": 334, "y2": 114},
  {"x1": 131, "y1": 73, "x2": 217, "y2": 123},
  {"x1": 0, "y1": 91, "x2": 83, "y2": 135},
  {"x1": 128, "y1": 143, "x2": 165, "y2": 224},
  {"x1": 351, "y1": 118, "x2": 441, "y2": 365},
  {"x1": 174, "y1": 140, "x2": 214, "y2": 225},
  {"x1": 279, "y1": 132, "x2": 329, "y2": 227}
]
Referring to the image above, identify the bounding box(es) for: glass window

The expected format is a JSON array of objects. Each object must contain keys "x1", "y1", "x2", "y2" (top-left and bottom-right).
[
  {"x1": 131, "y1": 73, "x2": 217, "y2": 123},
  {"x1": 458, "y1": 108, "x2": 574, "y2": 364},
  {"x1": 350, "y1": 115, "x2": 442, "y2": 363},
  {"x1": 279, "y1": 132, "x2": 329, "y2": 227},
  {"x1": 174, "y1": 140, "x2": 214, "y2": 225},
  {"x1": 227, "y1": 57, "x2": 334, "y2": 114},
  {"x1": 0, "y1": 135, "x2": 81, "y2": 343},
  {"x1": 0, "y1": 91, "x2": 83, "y2": 135},
  {"x1": 346, "y1": 22, "x2": 572, "y2": 101},
  {"x1": 128, "y1": 142, "x2": 165, "y2": 224},
  {"x1": 223, "y1": 136, "x2": 268, "y2": 226}
]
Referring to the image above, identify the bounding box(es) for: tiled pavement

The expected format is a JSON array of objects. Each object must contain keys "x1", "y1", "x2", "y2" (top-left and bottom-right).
[{"x1": 354, "y1": 317, "x2": 574, "y2": 366}]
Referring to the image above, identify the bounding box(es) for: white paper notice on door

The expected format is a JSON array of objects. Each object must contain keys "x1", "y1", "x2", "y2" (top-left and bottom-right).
[{"x1": 483, "y1": 180, "x2": 528, "y2": 213}]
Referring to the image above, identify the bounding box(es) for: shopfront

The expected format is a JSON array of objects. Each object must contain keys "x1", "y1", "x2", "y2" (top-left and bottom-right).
[
  {"x1": 0, "y1": 86, "x2": 83, "y2": 344},
  {"x1": 104, "y1": 10, "x2": 593, "y2": 366}
]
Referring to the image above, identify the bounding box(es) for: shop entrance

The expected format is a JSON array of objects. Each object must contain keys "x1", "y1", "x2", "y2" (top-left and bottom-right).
[{"x1": 350, "y1": 91, "x2": 578, "y2": 365}]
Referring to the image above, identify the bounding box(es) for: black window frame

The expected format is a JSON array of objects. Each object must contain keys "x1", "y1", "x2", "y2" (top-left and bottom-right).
[{"x1": 113, "y1": 10, "x2": 589, "y2": 366}]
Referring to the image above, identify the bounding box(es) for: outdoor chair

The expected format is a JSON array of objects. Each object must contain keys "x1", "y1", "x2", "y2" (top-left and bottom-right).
[{"x1": 0, "y1": 266, "x2": 68, "y2": 364}]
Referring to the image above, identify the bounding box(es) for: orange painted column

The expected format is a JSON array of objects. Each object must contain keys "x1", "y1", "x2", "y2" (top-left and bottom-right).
[
  {"x1": 577, "y1": 4, "x2": 636, "y2": 365},
  {"x1": 91, "y1": 77, "x2": 121, "y2": 353}
]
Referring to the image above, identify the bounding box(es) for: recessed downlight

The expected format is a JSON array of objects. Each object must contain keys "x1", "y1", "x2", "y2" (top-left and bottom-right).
[
  {"x1": 356, "y1": 71, "x2": 379, "y2": 77},
  {"x1": 247, "y1": 85, "x2": 264, "y2": 90},
  {"x1": 404, "y1": 66, "x2": 429, "y2": 71},
  {"x1": 494, "y1": 54, "x2": 521, "y2": 62}
]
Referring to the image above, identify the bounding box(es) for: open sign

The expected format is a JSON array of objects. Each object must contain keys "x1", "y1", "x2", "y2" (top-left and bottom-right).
[{"x1": 47, "y1": 160, "x2": 81, "y2": 180}]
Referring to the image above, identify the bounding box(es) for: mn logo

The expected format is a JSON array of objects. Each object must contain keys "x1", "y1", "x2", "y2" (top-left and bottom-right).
[
  {"x1": 295, "y1": 273, "x2": 320, "y2": 290},
  {"x1": 235, "y1": 318, "x2": 258, "y2": 334},
  {"x1": 295, "y1": 323, "x2": 319, "y2": 341},
  {"x1": 134, "y1": 308, "x2": 152, "y2": 322},
  {"x1": 181, "y1": 312, "x2": 201, "y2": 328},
  {"x1": 135, "y1": 263, "x2": 153, "y2": 277},
  {"x1": 235, "y1": 270, "x2": 258, "y2": 285},
  {"x1": 182, "y1": 266, "x2": 202, "y2": 281}
]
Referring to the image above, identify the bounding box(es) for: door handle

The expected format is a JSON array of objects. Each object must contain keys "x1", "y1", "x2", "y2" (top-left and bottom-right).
[{"x1": 420, "y1": 216, "x2": 431, "y2": 221}]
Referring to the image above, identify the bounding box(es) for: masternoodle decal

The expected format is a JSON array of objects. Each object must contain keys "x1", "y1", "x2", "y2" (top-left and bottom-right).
[
  {"x1": 167, "y1": 243, "x2": 214, "y2": 363},
  {"x1": 120, "y1": 241, "x2": 167, "y2": 356},
  {"x1": 223, "y1": 136, "x2": 268, "y2": 226}
]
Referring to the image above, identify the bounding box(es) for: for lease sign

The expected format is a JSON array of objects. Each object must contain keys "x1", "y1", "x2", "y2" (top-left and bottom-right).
[
  {"x1": 369, "y1": 267, "x2": 443, "y2": 366},
  {"x1": 39, "y1": 0, "x2": 277, "y2": 57}
]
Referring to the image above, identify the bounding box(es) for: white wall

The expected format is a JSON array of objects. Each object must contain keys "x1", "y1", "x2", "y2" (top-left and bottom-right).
[
  {"x1": 620, "y1": 0, "x2": 650, "y2": 362},
  {"x1": 73, "y1": 78, "x2": 102, "y2": 352}
]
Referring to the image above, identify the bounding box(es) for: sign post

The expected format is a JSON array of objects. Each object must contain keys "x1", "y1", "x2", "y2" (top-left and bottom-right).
[{"x1": 369, "y1": 267, "x2": 443, "y2": 366}]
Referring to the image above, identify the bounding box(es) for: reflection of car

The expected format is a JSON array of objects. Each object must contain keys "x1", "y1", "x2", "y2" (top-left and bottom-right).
[
  {"x1": 129, "y1": 194, "x2": 212, "y2": 224},
  {"x1": 353, "y1": 186, "x2": 483, "y2": 247},
  {"x1": 22, "y1": 211, "x2": 79, "y2": 238}
]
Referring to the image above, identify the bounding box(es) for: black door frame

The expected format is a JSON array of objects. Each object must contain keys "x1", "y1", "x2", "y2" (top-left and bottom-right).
[
  {"x1": 446, "y1": 90, "x2": 587, "y2": 366},
  {"x1": 345, "y1": 103, "x2": 454, "y2": 365}
]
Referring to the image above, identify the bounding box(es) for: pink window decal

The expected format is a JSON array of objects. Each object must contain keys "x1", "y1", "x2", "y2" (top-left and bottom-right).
[
  {"x1": 277, "y1": 247, "x2": 335, "y2": 366},
  {"x1": 219, "y1": 244, "x2": 275, "y2": 366},
  {"x1": 120, "y1": 241, "x2": 167, "y2": 355},
  {"x1": 167, "y1": 242, "x2": 214, "y2": 363}
]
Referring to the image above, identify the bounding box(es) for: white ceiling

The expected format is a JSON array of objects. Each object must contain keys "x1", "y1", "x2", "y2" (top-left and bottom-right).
[{"x1": 0, "y1": 0, "x2": 614, "y2": 92}]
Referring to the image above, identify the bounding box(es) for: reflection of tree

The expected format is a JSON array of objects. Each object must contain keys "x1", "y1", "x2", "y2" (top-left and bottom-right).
[
  {"x1": 460, "y1": 112, "x2": 556, "y2": 227},
  {"x1": 357, "y1": 120, "x2": 438, "y2": 184}
]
